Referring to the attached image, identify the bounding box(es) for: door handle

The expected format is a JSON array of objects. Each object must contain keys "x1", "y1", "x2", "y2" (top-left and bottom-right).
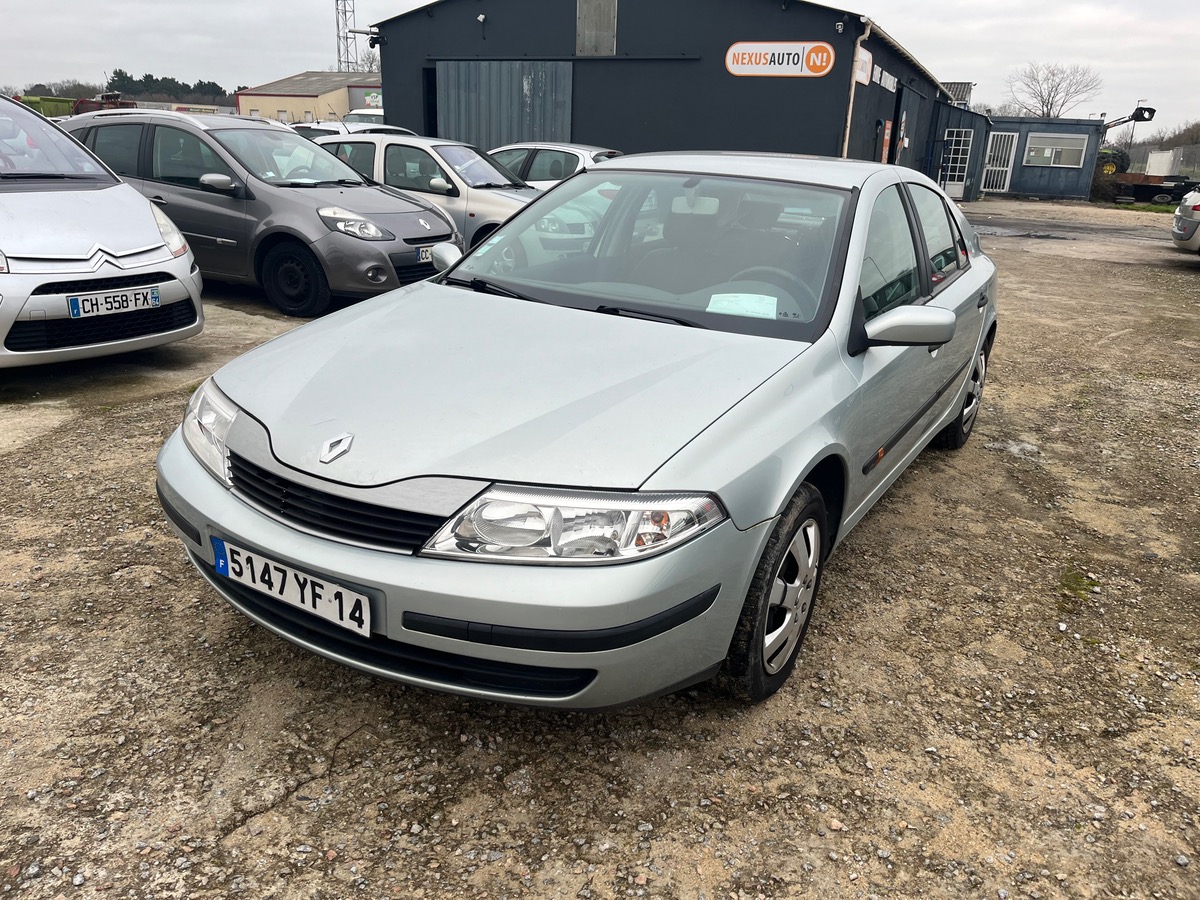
[
  {"x1": 148, "y1": 196, "x2": 167, "y2": 206},
  {"x1": 976, "y1": 293, "x2": 988, "y2": 309}
]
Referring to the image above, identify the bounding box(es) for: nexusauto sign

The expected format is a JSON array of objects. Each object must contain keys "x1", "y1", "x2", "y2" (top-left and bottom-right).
[{"x1": 726, "y1": 42, "x2": 835, "y2": 77}]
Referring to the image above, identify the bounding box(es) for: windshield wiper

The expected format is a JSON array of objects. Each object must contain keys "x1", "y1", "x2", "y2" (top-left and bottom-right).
[
  {"x1": 0, "y1": 172, "x2": 96, "y2": 180},
  {"x1": 445, "y1": 276, "x2": 544, "y2": 304},
  {"x1": 596, "y1": 305, "x2": 707, "y2": 328},
  {"x1": 310, "y1": 178, "x2": 366, "y2": 187},
  {"x1": 473, "y1": 181, "x2": 527, "y2": 189}
]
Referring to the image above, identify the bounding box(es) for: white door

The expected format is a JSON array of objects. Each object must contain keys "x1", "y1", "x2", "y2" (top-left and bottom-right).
[
  {"x1": 982, "y1": 132, "x2": 1019, "y2": 193},
  {"x1": 942, "y1": 129, "x2": 973, "y2": 200}
]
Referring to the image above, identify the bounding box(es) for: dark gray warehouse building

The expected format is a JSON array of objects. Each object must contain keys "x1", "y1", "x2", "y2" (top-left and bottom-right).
[{"x1": 373, "y1": 0, "x2": 993, "y2": 200}]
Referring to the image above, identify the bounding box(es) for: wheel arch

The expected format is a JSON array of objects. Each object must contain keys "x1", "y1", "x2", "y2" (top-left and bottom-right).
[
  {"x1": 252, "y1": 230, "x2": 324, "y2": 287},
  {"x1": 470, "y1": 222, "x2": 501, "y2": 247},
  {"x1": 796, "y1": 454, "x2": 848, "y2": 552}
]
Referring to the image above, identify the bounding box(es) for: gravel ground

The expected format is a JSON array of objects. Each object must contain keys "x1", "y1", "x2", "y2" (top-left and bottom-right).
[{"x1": 1, "y1": 202, "x2": 1198, "y2": 899}]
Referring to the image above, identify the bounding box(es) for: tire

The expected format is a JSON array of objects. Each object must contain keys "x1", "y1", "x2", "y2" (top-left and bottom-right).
[
  {"x1": 1151, "y1": 193, "x2": 1175, "y2": 205},
  {"x1": 932, "y1": 342, "x2": 989, "y2": 450},
  {"x1": 261, "y1": 241, "x2": 332, "y2": 317},
  {"x1": 721, "y1": 484, "x2": 827, "y2": 703}
]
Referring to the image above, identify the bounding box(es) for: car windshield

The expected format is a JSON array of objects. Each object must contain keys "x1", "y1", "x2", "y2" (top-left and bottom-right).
[
  {"x1": 435, "y1": 144, "x2": 525, "y2": 188},
  {"x1": 447, "y1": 170, "x2": 848, "y2": 340},
  {"x1": 0, "y1": 101, "x2": 113, "y2": 183},
  {"x1": 212, "y1": 127, "x2": 367, "y2": 185}
]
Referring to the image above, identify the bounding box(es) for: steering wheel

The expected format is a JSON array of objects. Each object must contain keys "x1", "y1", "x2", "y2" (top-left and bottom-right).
[
  {"x1": 283, "y1": 166, "x2": 313, "y2": 179},
  {"x1": 731, "y1": 266, "x2": 819, "y2": 312}
]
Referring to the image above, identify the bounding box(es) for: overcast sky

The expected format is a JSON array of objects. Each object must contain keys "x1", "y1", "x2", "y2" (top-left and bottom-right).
[{"x1": 3, "y1": 0, "x2": 1194, "y2": 136}]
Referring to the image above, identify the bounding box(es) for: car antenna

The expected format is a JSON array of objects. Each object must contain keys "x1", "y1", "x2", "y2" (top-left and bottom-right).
[{"x1": 328, "y1": 105, "x2": 343, "y2": 123}]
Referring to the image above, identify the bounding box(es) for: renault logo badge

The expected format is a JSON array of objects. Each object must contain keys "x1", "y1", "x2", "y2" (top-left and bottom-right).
[
  {"x1": 419, "y1": 218, "x2": 432, "y2": 230},
  {"x1": 319, "y1": 433, "x2": 354, "y2": 464}
]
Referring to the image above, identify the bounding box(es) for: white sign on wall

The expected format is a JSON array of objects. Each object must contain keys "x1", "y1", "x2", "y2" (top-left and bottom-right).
[{"x1": 726, "y1": 42, "x2": 836, "y2": 78}]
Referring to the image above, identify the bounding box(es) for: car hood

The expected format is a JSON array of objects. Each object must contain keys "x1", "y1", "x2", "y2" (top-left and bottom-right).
[
  {"x1": 0, "y1": 182, "x2": 163, "y2": 259},
  {"x1": 289, "y1": 183, "x2": 430, "y2": 216},
  {"x1": 475, "y1": 186, "x2": 539, "y2": 207},
  {"x1": 214, "y1": 282, "x2": 806, "y2": 489}
]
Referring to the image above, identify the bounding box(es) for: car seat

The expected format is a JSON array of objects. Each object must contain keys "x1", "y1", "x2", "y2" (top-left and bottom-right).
[{"x1": 548, "y1": 158, "x2": 564, "y2": 180}]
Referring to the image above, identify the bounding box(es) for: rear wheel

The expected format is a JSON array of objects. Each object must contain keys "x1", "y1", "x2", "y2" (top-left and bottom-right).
[
  {"x1": 262, "y1": 241, "x2": 332, "y2": 317},
  {"x1": 933, "y1": 343, "x2": 989, "y2": 450},
  {"x1": 721, "y1": 484, "x2": 827, "y2": 703}
]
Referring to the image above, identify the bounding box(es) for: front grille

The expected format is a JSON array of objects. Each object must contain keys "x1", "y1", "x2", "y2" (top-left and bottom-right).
[
  {"x1": 228, "y1": 451, "x2": 446, "y2": 552},
  {"x1": 403, "y1": 233, "x2": 452, "y2": 245},
  {"x1": 203, "y1": 559, "x2": 596, "y2": 698},
  {"x1": 4, "y1": 300, "x2": 198, "y2": 352},
  {"x1": 32, "y1": 272, "x2": 176, "y2": 296},
  {"x1": 388, "y1": 256, "x2": 436, "y2": 284}
]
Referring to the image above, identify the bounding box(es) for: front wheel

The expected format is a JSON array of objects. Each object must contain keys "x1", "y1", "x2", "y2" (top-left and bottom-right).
[
  {"x1": 932, "y1": 343, "x2": 989, "y2": 450},
  {"x1": 262, "y1": 241, "x2": 332, "y2": 317},
  {"x1": 721, "y1": 484, "x2": 827, "y2": 703}
]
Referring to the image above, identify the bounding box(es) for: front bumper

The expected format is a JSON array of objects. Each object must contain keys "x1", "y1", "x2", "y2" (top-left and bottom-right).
[
  {"x1": 0, "y1": 258, "x2": 204, "y2": 368},
  {"x1": 311, "y1": 227, "x2": 460, "y2": 297},
  {"x1": 155, "y1": 431, "x2": 773, "y2": 708}
]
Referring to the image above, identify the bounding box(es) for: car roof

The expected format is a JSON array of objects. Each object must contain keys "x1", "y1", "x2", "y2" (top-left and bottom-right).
[
  {"x1": 596, "y1": 151, "x2": 898, "y2": 190},
  {"x1": 313, "y1": 133, "x2": 471, "y2": 149},
  {"x1": 63, "y1": 108, "x2": 291, "y2": 132},
  {"x1": 492, "y1": 141, "x2": 619, "y2": 155}
]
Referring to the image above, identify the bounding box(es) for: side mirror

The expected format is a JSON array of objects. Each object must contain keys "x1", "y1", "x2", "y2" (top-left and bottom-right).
[
  {"x1": 199, "y1": 173, "x2": 237, "y2": 193},
  {"x1": 427, "y1": 176, "x2": 451, "y2": 193},
  {"x1": 864, "y1": 305, "x2": 956, "y2": 347},
  {"x1": 431, "y1": 242, "x2": 463, "y2": 273}
]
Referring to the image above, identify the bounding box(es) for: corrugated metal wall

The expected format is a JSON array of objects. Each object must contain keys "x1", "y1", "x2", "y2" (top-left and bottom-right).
[{"x1": 435, "y1": 61, "x2": 573, "y2": 148}]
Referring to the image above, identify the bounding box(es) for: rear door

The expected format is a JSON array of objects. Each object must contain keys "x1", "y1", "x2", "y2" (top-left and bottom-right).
[
  {"x1": 902, "y1": 179, "x2": 990, "y2": 418},
  {"x1": 82, "y1": 122, "x2": 145, "y2": 190}
]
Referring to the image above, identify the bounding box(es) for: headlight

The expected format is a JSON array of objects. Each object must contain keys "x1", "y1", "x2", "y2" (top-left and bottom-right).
[
  {"x1": 424, "y1": 486, "x2": 726, "y2": 564},
  {"x1": 0, "y1": 249, "x2": 8, "y2": 273},
  {"x1": 151, "y1": 205, "x2": 189, "y2": 258},
  {"x1": 536, "y1": 215, "x2": 564, "y2": 234},
  {"x1": 181, "y1": 378, "x2": 238, "y2": 485},
  {"x1": 318, "y1": 206, "x2": 394, "y2": 241}
]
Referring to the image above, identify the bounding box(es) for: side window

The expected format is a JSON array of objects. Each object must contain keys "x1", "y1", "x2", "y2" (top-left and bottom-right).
[
  {"x1": 528, "y1": 149, "x2": 578, "y2": 182},
  {"x1": 383, "y1": 144, "x2": 450, "y2": 192},
  {"x1": 859, "y1": 185, "x2": 920, "y2": 320},
  {"x1": 908, "y1": 184, "x2": 962, "y2": 285},
  {"x1": 89, "y1": 124, "x2": 143, "y2": 177},
  {"x1": 151, "y1": 126, "x2": 233, "y2": 189},
  {"x1": 329, "y1": 141, "x2": 376, "y2": 178},
  {"x1": 490, "y1": 147, "x2": 529, "y2": 174}
]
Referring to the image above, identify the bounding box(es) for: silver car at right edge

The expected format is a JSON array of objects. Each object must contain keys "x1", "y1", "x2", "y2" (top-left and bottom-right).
[
  {"x1": 155, "y1": 153, "x2": 997, "y2": 709},
  {"x1": 1171, "y1": 189, "x2": 1200, "y2": 254}
]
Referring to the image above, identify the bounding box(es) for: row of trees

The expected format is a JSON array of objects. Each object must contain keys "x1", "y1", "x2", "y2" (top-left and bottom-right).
[{"x1": 5, "y1": 71, "x2": 243, "y2": 106}]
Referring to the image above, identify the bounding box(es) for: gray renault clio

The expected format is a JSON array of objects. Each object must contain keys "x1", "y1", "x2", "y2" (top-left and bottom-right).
[{"x1": 64, "y1": 110, "x2": 460, "y2": 316}]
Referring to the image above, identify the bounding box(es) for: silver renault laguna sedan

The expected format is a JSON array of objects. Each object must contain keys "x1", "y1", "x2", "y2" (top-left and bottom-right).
[{"x1": 156, "y1": 152, "x2": 997, "y2": 708}]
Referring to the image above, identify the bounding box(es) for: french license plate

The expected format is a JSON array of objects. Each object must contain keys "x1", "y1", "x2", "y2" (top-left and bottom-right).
[
  {"x1": 68, "y1": 286, "x2": 161, "y2": 318},
  {"x1": 210, "y1": 537, "x2": 371, "y2": 635},
  {"x1": 418, "y1": 246, "x2": 432, "y2": 263}
]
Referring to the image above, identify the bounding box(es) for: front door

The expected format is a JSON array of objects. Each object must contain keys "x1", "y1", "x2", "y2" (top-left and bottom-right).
[
  {"x1": 982, "y1": 132, "x2": 1019, "y2": 193},
  {"x1": 144, "y1": 125, "x2": 250, "y2": 277}
]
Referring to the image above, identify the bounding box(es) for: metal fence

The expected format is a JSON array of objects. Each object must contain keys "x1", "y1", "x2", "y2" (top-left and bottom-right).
[{"x1": 1127, "y1": 143, "x2": 1200, "y2": 178}]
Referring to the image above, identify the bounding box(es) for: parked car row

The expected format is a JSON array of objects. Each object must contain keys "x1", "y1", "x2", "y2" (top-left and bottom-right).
[{"x1": 62, "y1": 108, "x2": 461, "y2": 316}]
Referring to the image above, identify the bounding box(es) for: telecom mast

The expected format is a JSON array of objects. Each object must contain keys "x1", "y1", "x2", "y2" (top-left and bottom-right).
[{"x1": 336, "y1": 0, "x2": 359, "y2": 72}]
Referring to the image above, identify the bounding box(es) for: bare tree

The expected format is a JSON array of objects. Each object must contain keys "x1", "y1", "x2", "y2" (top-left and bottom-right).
[
  {"x1": 1005, "y1": 62, "x2": 1103, "y2": 118},
  {"x1": 970, "y1": 100, "x2": 1023, "y2": 117},
  {"x1": 357, "y1": 49, "x2": 379, "y2": 74}
]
